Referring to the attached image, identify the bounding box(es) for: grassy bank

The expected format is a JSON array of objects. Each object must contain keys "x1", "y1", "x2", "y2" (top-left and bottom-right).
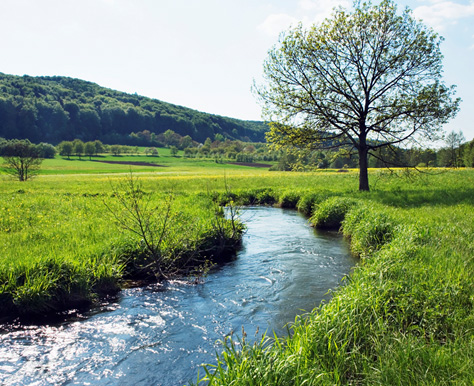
[
  {"x1": 196, "y1": 169, "x2": 474, "y2": 385},
  {"x1": 0, "y1": 164, "x2": 356, "y2": 319},
  {"x1": 0, "y1": 174, "x2": 244, "y2": 319},
  {"x1": 2, "y1": 162, "x2": 473, "y2": 383}
]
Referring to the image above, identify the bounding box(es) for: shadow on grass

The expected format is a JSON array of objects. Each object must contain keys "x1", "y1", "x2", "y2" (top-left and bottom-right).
[
  {"x1": 60, "y1": 155, "x2": 107, "y2": 161},
  {"x1": 359, "y1": 187, "x2": 474, "y2": 208}
]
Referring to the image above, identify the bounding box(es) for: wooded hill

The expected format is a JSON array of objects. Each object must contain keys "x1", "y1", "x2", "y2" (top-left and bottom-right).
[{"x1": 0, "y1": 73, "x2": 268, "y2": 145}]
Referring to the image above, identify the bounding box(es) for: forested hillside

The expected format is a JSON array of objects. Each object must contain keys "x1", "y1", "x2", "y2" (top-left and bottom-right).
[{"x1": 0, "y1": 73, "x2": 268, "y2": 144}]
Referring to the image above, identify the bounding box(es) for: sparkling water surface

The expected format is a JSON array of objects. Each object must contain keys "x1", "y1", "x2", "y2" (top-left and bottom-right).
[{"x1": 0, "y1": 207, "x2": 356, "y2": 386}]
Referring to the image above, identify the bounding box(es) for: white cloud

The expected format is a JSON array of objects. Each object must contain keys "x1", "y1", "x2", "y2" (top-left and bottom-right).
[
  {"x1": 413, "y1": 1, "x2": 474, "y2": 31},
  {"x1": 258, "y1": 0, "x2": 350, "y2": 37},
  {"x1": 298, "y1": 0, "x2": 350, "y2": 23},
  {"x1": 257, "y1": 13, "x2": 298, "y2": 37}
]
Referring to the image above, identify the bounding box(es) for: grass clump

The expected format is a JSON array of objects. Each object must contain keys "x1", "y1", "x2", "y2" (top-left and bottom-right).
[
  {"x1": 195, "y1": 170, "x2": 474, "y2": 385},
  {"x1": 240, "y1": 188, "x2": 278, "y2": 206},
  {"x1": 342, "y1": 203, "x2": 396, "y2": 256},
  {"x1": 216, "y1": 188, "x2": 279, "y2": 206},
  {"x1": 296, "y1": 190, "x2": 332, "y2": 216},
  {"x1": 0, "y1": 254, "x2": 123, "y2": 316},
  {"x1": 310, "y1": 196, "x2": 356, "y2": 230},
  {"x1": 277, "y1": 190, "x2": 301, "y2": 209}
]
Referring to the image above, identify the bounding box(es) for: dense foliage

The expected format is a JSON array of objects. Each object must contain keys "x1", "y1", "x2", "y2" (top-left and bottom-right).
[{"x1": 0, "y1": 73, "x2": 268, "y2": 145}]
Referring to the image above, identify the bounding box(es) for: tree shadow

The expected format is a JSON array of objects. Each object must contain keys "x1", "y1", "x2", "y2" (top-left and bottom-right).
[{"x1": 360, "y1": 187, "x2": 474, "y2": 208}]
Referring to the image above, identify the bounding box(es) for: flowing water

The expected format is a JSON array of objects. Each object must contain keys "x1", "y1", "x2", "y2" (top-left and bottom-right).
[{"x1": 0, "y1": 207, "x2": 356, "y2": 386}]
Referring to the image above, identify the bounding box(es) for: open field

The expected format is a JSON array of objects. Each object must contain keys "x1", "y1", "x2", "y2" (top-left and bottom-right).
[
  {"x1": 37, "y1": 148, "x2": 274, "y2": 175},
  {"x1": 1, "y1": 156, "x2": 474, "y2": 384}
]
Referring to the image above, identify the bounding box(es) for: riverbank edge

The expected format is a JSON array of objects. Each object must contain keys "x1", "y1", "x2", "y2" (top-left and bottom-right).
[
  {"x1": 0, "y1": 216, "x2": 244, "y2": 323},
  {"x1": 195, "y1": 188, "x2": 474, "y2": 385},
  {"x1": 0, "y1": 187, "x2": 334, "y2": 322}
]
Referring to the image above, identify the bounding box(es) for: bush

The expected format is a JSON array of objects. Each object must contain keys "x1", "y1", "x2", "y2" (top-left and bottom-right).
[
  {"x1": 342, "y1": 204, "x2": 396, "y2": 256},
  {"x1": 297, "y1": 191, "x2": 332, "y2": 216},
  {"x1": 310, "y1": 196, "x2": 356, "y2": 229}
]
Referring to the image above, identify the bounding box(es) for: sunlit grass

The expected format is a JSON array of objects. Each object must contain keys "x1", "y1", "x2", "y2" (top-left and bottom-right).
[
  {"x1": 1, "y1": 160, "x2": 474, "y2": 384},
  {"x1": 193, "y1": 168, "x2": 474, "y2": 385},
  {"x1": 37, "y1": 148, "x2": 276, "y2": 175}
]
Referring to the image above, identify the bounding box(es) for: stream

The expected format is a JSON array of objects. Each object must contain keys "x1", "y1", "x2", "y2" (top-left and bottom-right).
[{"x1": 0, "y1": 207, "x2": 356, "y2": 386}]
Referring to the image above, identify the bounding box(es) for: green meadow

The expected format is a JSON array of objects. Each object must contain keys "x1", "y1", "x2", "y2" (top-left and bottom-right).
[
  {"x1": 1, "y1": 153, "x2": 474, "y2": 384},
  {"x1": 39, "y1": 147, "x2": 258, "y2": 175}
]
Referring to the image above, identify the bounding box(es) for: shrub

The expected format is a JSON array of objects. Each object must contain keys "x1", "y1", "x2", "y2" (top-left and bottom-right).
[
  {"x1": 310, "y1": 196, "x2": 356, "y2": 229},
  {"x1": 297, "y1": 190, "x2": 332, "y2": 216},
  {"x1": 342, "y1": 204, "x2": 396, "y2": 256}
]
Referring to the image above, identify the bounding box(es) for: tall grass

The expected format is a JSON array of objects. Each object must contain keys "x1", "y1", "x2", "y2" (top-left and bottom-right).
[
  {"x1": 2, "y1": 165, "x2": 474, "y2": 383},
  {"x1": 0, "y1": 176, "x2": 243, "y2": 318},
  {"x1": 195, "y1": 169, "x2": 474, "y2": 385}
]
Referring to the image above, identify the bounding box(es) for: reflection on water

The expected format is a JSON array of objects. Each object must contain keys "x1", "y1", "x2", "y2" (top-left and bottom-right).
[{"x1": 0, "y1": 207, "x2": 356, "y2": 386}]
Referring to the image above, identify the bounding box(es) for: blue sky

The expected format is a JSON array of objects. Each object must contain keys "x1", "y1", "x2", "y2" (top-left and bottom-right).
[{"x1": 0, "y1": 0, "x2": 473, "y2": 141}]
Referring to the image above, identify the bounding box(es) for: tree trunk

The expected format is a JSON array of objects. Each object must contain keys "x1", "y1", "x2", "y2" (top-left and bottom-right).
[{"x1": 358, "y1": 146, "x2": 370, "y2": 191}]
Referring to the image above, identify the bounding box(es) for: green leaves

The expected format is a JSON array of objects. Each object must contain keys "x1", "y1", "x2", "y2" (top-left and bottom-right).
[
  {"x1": 256, "y1": 0, "x2": 459, "y2": 190},
  {"x1": 0, "y1": 139, "x2": 43, "y2": 181}
]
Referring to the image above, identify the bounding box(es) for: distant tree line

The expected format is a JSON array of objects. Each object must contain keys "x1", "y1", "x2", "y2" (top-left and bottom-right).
[
  {"x1": 271, "y1": 131, "x2": 474, "y2": 171},
  {"x1": 2, "y1": 131, "x2": 473, "y2": 182},
  {"x1": 50, "y1": 129, "x2": 474, "y2": 170},
  {"x1": 0, "y1": 73, "x2": 268, "y2": 145},
  {"x1": 54, "y1": 134, "x2": 279, "y2": 164}
]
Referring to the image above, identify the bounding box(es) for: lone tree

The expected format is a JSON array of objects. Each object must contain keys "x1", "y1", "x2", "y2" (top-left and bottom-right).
[
  {"x1": 0, "y1": 139, "x2": 43, "y2": 181},
  {"x1": 444, "y1": 130, "x2": 465, "y2": 168},
  {"x1": 255, "y1": 0, "x2": 459, "y2": 191},
  {"x1": 58, "y1": 141, "x2": 73, "y2": 159},
  {"x1": 84, "y1": 141, "x2": 96, "y2": 160}
]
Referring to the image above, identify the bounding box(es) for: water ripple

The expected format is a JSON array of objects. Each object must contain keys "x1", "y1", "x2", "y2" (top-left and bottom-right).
[{"x1": 0, "y1": 207, "x2": 356, "y2": 386}]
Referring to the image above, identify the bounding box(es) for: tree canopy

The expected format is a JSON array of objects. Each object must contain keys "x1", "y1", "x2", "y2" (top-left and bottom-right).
[
  {"x1": 256, "y1": 0, "x2": 460, "y2": 190},
  {"x1": 0, "y1": 74, "x2": 268, "y2": 145},
  {"x1": 0, "y1": 139, "x2": 44, "y2": 181}
]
